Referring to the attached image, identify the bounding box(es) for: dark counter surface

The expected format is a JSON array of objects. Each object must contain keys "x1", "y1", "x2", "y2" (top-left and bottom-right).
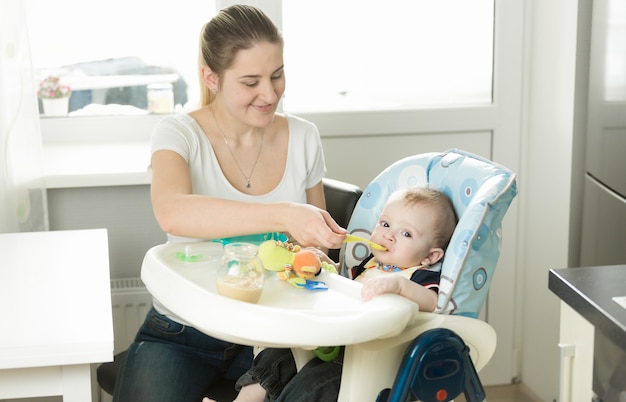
[{"x1": 549, "y1": 265, "x2": 626, "y2": 350}]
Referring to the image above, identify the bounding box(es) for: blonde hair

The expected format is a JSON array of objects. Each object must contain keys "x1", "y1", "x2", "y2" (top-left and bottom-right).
[
  {"x1": 198, "y1": 5, "x2": 283, "y2": 106},
  {"x1": 398, "y1": 187, "x2": 458, "y2": 249}
]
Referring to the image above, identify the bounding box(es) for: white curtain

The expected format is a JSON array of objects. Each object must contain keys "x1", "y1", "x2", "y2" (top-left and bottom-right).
[{"x1": 0, "y1": 0, "x2": 48, "y2": 233}]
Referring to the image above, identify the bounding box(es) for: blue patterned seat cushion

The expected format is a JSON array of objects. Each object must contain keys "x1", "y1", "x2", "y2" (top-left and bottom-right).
[{"x1": 341, "y1": 149, "x2": 517, "y2": 317}]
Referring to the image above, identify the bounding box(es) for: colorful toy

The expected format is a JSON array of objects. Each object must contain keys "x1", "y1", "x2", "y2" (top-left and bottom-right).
[{"x1": 258, "y1": 240, "x2": 337, "y2": 289}]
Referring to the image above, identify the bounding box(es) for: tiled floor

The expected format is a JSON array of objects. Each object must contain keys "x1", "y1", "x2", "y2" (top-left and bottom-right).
[{"x1": 455, "y1": 384, "x2": 543, "y2": 402}]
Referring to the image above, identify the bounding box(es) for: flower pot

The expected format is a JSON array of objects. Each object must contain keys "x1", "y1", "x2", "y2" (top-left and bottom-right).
[{"x1": 41, "y1": 97, "x2": 70, "y2": 117}]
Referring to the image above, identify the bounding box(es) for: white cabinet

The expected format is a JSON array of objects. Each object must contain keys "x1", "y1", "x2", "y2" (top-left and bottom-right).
[{"x1": 557, "y1": 302, "x2": 594, "y2": 402}]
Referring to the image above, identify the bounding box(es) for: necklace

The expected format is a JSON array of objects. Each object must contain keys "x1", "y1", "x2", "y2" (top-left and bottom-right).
[{"x1": 211, "y1": 107, "x2": 264, "y2": 188}]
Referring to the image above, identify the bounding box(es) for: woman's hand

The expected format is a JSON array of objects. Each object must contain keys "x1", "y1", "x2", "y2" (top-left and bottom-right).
[{"x1": 283, "y1": 203, "x2": 346, "y2": 250}]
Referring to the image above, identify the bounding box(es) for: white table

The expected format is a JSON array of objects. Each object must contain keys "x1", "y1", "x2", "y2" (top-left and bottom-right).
[
  {"x1": 0, "y1": 229, "x2": 113, "y2": 401},
  {"x1": 141, "y1": 241, "x2": 496, "y2": 401}
]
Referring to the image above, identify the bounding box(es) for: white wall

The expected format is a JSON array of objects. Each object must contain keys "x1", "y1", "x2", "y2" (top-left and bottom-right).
[{"x1": 518, "y1": 1, "x2": 589, "y2": 400}]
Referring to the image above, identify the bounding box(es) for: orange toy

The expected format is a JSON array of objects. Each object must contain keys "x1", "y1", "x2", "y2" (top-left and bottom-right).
[
  {"x1": 258, "y1": 240, "x2": 336, "y2": 288},
  {"x1": 290, "y1": 249, "x2": 321, "y2": 279}
]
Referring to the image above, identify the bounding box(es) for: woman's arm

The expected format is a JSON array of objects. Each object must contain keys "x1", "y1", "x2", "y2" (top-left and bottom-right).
[
  {"x1": 150, "y1": 150, "x2": 345, "y2": 248},
  {"x1": 304, "y1": 181, "x2": 334, "y2": 254},
  {"x1": 305, "y1": 180, "x2": 326, "y2": 210}
]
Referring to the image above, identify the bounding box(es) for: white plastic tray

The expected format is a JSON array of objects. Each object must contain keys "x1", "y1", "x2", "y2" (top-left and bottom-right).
[{"x1": 141, "y1": 241, "x2": 419, "y2": 349}]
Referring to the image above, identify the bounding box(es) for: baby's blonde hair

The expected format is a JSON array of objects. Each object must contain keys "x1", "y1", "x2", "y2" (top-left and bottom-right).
[{"x1": 394, "y1": 187, "x2": 458, "y2": 249}]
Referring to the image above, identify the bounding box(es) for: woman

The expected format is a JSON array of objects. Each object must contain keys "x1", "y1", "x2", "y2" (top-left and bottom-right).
[{"x1": 113, "y1": 5, "x2": 346, "y2": 401}]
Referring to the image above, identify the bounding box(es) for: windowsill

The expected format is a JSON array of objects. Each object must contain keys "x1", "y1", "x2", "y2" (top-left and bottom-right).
[
  {"x1": 40, "y1": 115, "x2": 161, "y2": 189},
  {"x1": 43, "y1": 140, "x2": 152, "y2": 189}
]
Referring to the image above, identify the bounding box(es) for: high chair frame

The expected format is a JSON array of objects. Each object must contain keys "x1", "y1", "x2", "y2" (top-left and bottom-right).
[{"x1": 336, "y1": 149, "x2": 517, "y2": 401}]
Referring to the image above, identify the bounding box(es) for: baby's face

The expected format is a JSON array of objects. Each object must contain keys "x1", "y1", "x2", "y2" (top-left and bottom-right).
[{"x1": 369, "y1": 197, "x2": 439, "y2": 268}]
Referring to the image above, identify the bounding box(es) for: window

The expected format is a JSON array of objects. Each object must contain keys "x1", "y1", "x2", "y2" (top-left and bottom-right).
[
  {"x1": 28, "y1": 0, "x2": 493, "y2": 119},
  {"x1": 26, "y1": 0, "x2": 215, "y2": 117},
  {"x1": 282, "y1": 0, "x2": 494, "y2": 113},
  {"x1": 603, "y1": 0, "x2": 626, "y2": 101}
]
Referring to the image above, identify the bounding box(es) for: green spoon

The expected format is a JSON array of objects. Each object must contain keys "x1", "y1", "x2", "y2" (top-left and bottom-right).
[{"x1": 344, "y1": 234, "x2": 387, "y2": 251}]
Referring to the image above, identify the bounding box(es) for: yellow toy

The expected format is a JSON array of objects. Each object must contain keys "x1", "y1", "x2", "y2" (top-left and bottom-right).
[{"x1": 258, "y1": 240, "x2": 337, "y2": 289}]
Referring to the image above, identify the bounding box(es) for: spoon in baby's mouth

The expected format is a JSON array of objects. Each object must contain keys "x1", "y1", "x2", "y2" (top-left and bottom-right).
[{"x1": 343, "y1": 234, "x2": 387, "y2": 251}]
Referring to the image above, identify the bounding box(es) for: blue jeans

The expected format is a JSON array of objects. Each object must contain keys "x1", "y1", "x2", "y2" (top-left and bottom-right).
[
  {"x1": 237, "y1": 348, "x2": 344, "y2": 402},
  {"x1": 113, "y1": 308, "x2": 252, "y2": 402}
]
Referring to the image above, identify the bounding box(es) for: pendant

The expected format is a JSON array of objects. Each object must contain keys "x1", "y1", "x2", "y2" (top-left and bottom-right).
[{"x1": 246, "y1": 180, "x2": 251, "y2": 188}]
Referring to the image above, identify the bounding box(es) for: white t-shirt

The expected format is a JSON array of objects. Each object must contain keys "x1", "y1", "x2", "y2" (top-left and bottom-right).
[
  {"x1": 149, "y1": 112, "x2": 327, "y2": 321},
  {"x1": 151, "y1": 112, "x2": 327, "y2": 241}
]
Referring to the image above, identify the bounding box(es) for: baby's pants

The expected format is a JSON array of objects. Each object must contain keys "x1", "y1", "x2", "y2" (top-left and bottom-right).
[{"x1": 236, "y1": 347, "x2": 344, "y2": 402}]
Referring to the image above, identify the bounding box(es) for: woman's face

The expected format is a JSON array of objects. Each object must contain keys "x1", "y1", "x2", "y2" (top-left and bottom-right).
[
  {"x1": 369, "y1": 197, "x2": 440, "y2": 268},
  {"x1": 220, "y1": 41, "x2": 285, "y2": 128}
]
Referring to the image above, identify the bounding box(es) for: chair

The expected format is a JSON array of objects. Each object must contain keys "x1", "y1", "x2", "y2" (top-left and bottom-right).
[
  {"x1": 323, "y1": 178, "x2": 363, "y2": 261},
  {"x1": 96, "y1": 178, "x2": 363, "y2": 400},
  {"x1": 336, "y1": 149, "x2": 517, "y2": 401},
  {"x1": 377, "y1": 328, "x2": 486, "y2": 402}
]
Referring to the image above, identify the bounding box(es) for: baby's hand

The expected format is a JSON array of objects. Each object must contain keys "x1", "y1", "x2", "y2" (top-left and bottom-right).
[{"x1": 360, "y1": 275, "x2": 404, "y2": 301}]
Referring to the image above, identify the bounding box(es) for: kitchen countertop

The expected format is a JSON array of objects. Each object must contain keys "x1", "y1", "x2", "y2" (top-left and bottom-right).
[{"x1": 549, "y1": 265, "x2": 626, "y2": 350}]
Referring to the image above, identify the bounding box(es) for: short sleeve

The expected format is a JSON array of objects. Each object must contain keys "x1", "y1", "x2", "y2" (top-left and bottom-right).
[
  {"x1": 150, "y1": 115, "x2": 198, "y2": 163},
  {"x1": 286, "y1": 115, "x2": 326, "y2": 189}
]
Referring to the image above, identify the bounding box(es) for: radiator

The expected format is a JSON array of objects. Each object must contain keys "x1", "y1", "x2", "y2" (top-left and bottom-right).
[{"x1": 110, "y1": 277, "x2": 153, "y2": 354}]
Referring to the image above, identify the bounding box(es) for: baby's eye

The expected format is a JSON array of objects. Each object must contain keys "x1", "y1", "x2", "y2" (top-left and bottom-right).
[
  {"x1": 380, "y1": 221, "x2": 390, "y2": 228},
  {"x1": 401, "y1": 231, "x2": 412, "y2": 238}
]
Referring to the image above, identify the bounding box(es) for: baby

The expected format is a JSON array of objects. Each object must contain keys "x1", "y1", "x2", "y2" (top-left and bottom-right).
[{"x1": 346, "y1": 186, "x2": 457, "y2": 309}]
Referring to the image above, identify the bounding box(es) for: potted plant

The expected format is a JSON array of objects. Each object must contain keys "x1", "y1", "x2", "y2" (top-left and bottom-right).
[{"x1": 38, "y1": 76, "x2": 71, "y2": 116}]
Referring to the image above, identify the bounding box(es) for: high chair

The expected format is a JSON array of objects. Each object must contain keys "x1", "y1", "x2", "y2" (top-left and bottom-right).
[{"x1": 337, "y1": 149, "x2": 517, "y2": 401}]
